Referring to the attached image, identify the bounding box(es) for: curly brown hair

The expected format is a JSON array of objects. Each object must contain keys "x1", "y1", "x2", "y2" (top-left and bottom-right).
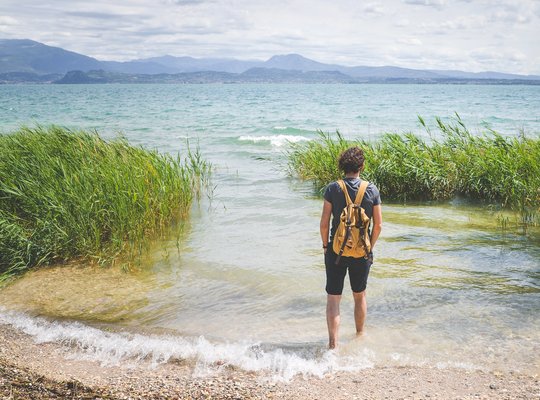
[{"x1": 338, "y1": 146, "x2": 365, "y2": 174}]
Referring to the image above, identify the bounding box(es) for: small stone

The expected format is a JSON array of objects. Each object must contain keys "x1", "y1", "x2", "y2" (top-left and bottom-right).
[{"x1": 489, "y1": 384, "x2": 497, "y2": 390}]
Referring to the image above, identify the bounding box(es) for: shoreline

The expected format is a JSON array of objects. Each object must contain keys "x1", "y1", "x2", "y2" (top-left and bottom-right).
[{"x1": 1, "y1": 321, "x2": 538, "y2": 399}]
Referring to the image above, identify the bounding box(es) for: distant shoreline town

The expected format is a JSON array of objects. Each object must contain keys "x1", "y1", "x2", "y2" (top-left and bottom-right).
[{"x1": 1, "y1": 39, "x2": 540, "y2": 85}]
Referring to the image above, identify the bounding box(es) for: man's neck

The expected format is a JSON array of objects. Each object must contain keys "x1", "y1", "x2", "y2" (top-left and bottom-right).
[{"x1": 344, "y1": 172, "x2": 360, "y2": 179}]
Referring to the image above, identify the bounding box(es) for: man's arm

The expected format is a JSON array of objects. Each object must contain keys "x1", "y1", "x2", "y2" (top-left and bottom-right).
[
  {"x1": 370, "y1": 204, "x2": 382, "y2": 250},
  {"x1": 320, "y1": 199, "x2": 332, "y2": 253}
]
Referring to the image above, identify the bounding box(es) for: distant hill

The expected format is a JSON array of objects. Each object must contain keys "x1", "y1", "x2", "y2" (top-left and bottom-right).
[
  {"x1": 1, "y1": 39, "x2": 540, "y2": 83},
  {"x1": 53, "y1": 68, "x2": 355, "y2": 84},
  {"x1": 51, "y1": 69, "x2": 540, "y2": 85},
  {"x1": 0, "y1": 71, "x2": 61, "y2": 83},
  {"x1": 0, "y1": 39, "x2": 102, "y2": 74},
  {"x1": 139, "y1": 55, "x2": 260, "y2": 74},
  {"x1": 262, "y1": 54, "x2": 336, "y2": 72},
  {"x1": 54, "y1": 69, "x2": 237, "y2": 84},
  {"x1": 427, "y1": 69, "x2": 534, "y2": 80},
  {"x1": 0, "y1": 39, "x2": 176, "y2": 75}
]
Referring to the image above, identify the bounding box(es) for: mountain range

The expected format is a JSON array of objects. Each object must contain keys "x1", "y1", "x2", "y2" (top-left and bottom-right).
[{"x1": 1, "y1": 39, "x2": 539, "y2": 84}]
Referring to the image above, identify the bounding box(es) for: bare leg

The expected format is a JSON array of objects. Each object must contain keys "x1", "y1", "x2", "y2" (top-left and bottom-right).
[
  {"x1": 326, "y1": 294, "x2": 341, "y2": 349},
  {"x1": 353, "y1": 290, "x2": 367, "y2": 334}
]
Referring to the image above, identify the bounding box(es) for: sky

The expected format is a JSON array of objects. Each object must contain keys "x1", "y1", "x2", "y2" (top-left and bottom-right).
[{"x1": 1, "y1": 0, "x2": 539, "y2": 74}]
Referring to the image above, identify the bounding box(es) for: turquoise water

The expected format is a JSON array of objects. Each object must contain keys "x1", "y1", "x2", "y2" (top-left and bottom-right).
[
  {"x1": 0, "y1": 84, "x2": 539, "y2": 379},
  {"x1": 2, "y1": 84, "x2": 540, "y2": 141}
]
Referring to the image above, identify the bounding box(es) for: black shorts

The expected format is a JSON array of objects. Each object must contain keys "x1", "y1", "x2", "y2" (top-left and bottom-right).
[{"x1": 325, "y1": 245, "x2": 372, "y2": 295}]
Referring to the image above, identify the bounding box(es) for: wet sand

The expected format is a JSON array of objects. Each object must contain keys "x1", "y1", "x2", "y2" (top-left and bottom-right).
[{"x1": 0, "y1": 322, "x2": 538, "y2": 399}]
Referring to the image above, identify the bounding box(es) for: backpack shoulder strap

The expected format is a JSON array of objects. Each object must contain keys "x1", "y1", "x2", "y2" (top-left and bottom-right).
[
  {"x1": 336, "y1": 179, "x2": 353, "y2": 205},
  {"x1": 354, "y1": 180, "x2": 369, "y2": 205}
]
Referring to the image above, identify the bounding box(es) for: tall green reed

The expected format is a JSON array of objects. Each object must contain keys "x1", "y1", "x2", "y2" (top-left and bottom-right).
[
  {"x1": 0, "y1": 126, "x2": 210, "y2": 281},
  {"x1": 287, "y1": 116, "x2": 539, "y2": 229}
]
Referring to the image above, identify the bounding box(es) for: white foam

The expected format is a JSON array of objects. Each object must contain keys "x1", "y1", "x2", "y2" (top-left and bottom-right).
[
  {"x1": 0, "y1": 309, "x2": 373, "y2": 381},
  {"x1": 238, "y1": 135, "x2": 310, "y2": 147}
]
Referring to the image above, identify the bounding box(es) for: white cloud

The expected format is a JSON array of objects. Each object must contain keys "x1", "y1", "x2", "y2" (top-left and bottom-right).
[
  {"x1": 395, "y1": 18, "x2": 410, "y2": 27},
  {"x1": 0, "y1": 15, "x2": 18, "y2": 32},
  {"x1": 490, "y1": 9, "x2": 531, "y2": 24},
  {"x1": 419, "y1": 15, "x2": 487, "y2": 35},
  {"x1": 363, "y1": 2, "x2": 385, "y2": 15},
  {"x1": 162, "y1": 0, "x2": 211, "y2": 4},
  {"x1": 397, "y1": 37, "x2": 422, "y2": 45},
  {"x1": 0, "y1": 15, "x2": 18, "y2": 25},
  {"x1": 402, "y1": 0, "x2": 446, "y2": 8},
  {"x1": 470, "y1": 48, "x2": 526, "y2": 63}
]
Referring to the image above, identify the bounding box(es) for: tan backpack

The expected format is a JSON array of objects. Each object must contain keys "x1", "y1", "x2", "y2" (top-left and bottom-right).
[{"x1": 332, "y1": 179, "x2": 371, "y2": 265}]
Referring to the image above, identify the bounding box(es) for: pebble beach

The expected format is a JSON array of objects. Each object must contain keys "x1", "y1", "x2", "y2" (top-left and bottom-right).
[{"x1": 1, "y1": 322, "x2": 538, "y2": 400}]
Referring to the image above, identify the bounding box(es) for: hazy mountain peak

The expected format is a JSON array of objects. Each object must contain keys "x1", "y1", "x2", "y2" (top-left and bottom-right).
[
  {"x1": 264, "y1": 53, "x2": 333, "y2": 72},
  {"x1": 267, "y1": 53, "x2": 309, "y2": 62},
  {"x1": 0, "y1": 38, "x2": 102, "y2": 74},
  {"x1": 0, "y1": 38, "x2": 40, "y2": 46}
]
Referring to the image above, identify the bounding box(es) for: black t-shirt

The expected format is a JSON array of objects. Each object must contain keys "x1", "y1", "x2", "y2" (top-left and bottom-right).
[{"x1": 323, "y1": 177, "x2": 381, "y2": 241}]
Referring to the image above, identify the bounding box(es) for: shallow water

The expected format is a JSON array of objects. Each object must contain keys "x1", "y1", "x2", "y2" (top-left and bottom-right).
[{"x1": 0, "y1": 84, "x2": 539, "y2": 378}]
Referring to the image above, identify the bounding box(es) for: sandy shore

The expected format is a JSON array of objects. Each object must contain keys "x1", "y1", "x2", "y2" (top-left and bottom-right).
[{"x1": 1, "y1": 321, "x2": 538, "y2": 400}]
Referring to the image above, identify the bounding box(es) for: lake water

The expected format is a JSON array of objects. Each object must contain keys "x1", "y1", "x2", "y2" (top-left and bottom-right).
[{"x1": 0, "y1": 84, "x2": 539, "y2": 380}]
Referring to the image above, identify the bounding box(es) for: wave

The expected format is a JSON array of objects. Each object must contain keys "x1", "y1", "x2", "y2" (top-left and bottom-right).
[
  {"x1": 0, "y1": 309, "x2": 374, "y2": 381},
  {"x1": 272, "y1": 126, "x2": 319, "y2": 135},
  {"x1": 238, "y1": 135, "x2": 311, "y2": 147},
  {"x1": 483, "y1": 116, "x2": 514, "y2": 123}
]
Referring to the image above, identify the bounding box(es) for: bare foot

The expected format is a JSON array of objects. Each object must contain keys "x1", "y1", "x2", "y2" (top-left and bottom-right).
[{"x1": 328, "y1": 339, "x2": 337, "y2": 349}]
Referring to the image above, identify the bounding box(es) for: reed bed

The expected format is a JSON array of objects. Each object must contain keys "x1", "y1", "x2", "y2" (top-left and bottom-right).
[
  {"x1": 287, "y1": 116, "x2": 539, "y2": 227},
  {"x1": 0, "y1": 126, "x2": 210, "y2": 281}
]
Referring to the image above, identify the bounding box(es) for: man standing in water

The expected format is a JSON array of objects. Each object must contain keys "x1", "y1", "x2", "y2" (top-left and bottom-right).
[{"x1": 320, "y1": 147, "x2": 382, "y2": 349}]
